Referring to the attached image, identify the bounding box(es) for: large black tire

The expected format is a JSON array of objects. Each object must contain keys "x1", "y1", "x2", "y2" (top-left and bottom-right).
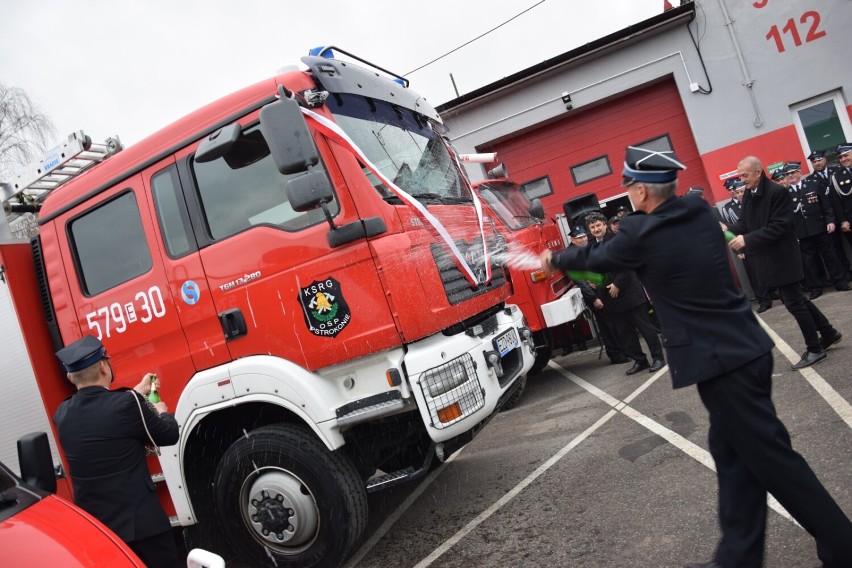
[
  {"x1": 529, "y1": 331, "x2": 553, "y2": 375},
  {"x1": 500, "y1": 373, "x2": 527, "y2": 411},
  {"x1": 213, "y1": 424, "x2": 368, "y2": 568}
]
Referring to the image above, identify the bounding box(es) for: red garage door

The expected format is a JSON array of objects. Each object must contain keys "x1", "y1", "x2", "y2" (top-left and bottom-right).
[{"x1": 485, "y1": 78, "x2": 711, "y2": 219}]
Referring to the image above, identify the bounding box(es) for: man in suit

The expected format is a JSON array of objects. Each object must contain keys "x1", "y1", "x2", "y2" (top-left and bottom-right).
[
  {"x1": 53, "y1": 335, "x2": 180, "y2": 567},
  {"x1": 785, "y1": 160, "x2": 849, "y2": 299},
  {"x1": 586, "y1": 211, "x2": 664, "y2": 375},
  {"x1": 570, "y1": 225, "x2": 629, "y2": 365},
  {"x1": 727, "y1": 157, "x2": 843, "y2": 369},
  {"x1": 721, "y1": 178, "x2": 773, "y2": 313},
  {"x1": 540, "y1": 145, "x2": 852, "y2": 568}
]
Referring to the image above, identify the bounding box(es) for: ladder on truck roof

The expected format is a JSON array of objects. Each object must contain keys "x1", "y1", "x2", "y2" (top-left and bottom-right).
[{"x1": 1, "y1": 131, "x2": 122, "y2": 238}]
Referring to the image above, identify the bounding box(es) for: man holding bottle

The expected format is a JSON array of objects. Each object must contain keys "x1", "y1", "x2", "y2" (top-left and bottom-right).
[{"x1": 53, "y1": 334, "x2": 180, "y2": 567}]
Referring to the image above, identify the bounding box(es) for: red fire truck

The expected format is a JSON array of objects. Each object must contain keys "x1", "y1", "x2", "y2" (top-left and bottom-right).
[
  {"x1": 472, "y1": 177, "x2": 588, "y2": 385},
  {"x1": 0, "y1": 47, "x2": 533, "y2": 567}
]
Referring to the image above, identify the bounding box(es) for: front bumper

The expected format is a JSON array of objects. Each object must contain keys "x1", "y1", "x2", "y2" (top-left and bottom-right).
[{"x1": 405, "y1": 305, "x2": 535, "y2": 442}]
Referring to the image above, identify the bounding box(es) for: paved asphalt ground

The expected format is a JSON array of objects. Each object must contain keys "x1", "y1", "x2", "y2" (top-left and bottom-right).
[
  {"x1": 221, "y1": 289, "x2": 850, "y2": 567},
  {"x1": 340, "y1": 288, "x2": 852, "y2": 568}
]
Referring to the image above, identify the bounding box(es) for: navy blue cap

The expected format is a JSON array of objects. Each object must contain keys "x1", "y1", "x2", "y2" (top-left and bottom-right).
[
  {"x1": 622, "y1": 146, "x2": 686, "y2": 184},
  {"x1": 771, "y1": 166, "x2": 787, "y2": 180},
  {"x1": 570, "y1": 226, "x2": 587, "y2": 238},
  {"x1": 838, "y1": 144, "x2": 852, "y2": 156},
  {"x1": 726, "y1": 178, "x2": 745, "y2": 191},
  {"x1": 785, "y1": 161, "x2": 801, "y2": 172},
  {"x1": 609, "y1": 216, "x2": 621, "y2": 224},
  {"x1": 56, "y1": 335, "x2": 107, "y2": 373},
  {"x1": 685, "y1": 186, "x2": 704, "y2": 196},
  {"x1": 808, "y1": 150, "x2": 826, "y2": 161}
]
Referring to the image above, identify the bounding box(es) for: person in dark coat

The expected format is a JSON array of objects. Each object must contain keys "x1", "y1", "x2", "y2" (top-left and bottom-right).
[
  {"x1": 570, "y1": 225, "x2": 629, "y2": 365},
  {"x1": 726, "y1": 156, "x2": 843, "y2": 369},
  {"x1": 808, "y1": 149, "x2": 851, "y2": 279},
  {"x1": 720, "y1": 177, "x2": 773, "y2": 313},
  {"x1": 786, "y1": 160, "x2": 849, "y2": 298},
  {"x1": 828, "y1": 143, "x2": 852, "y2": 275},
  {"x1": 540, "y1": 145, "x2": 852, "y2": 568},
  {"x1": 587, "y1": 211, "x2": 664, "y2": 375},
  {"x1": 53, "y1": 335, "x2": 180, "y2": 568}
]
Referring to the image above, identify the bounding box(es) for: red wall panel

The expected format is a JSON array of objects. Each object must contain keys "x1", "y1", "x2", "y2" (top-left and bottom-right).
[{"x1": 484, "y1": 79, "x2": 711, "y2": 220}]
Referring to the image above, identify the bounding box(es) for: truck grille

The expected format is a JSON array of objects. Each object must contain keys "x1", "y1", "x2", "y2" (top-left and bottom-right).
[
  {"x1": 418, "y1": 353, "x2": 484, "y2": 429},
  {"x1": 430, "y1": 236, "x2": 507, "y2": 305}
]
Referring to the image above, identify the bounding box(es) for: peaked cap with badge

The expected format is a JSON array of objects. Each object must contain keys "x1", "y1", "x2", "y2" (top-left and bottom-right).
[
  {"x1": 56, "y1": 335, "x2": 107, "y2": 373},
  {"x1": 622, "y1": 146, "x2": 687, "y2": 185}
]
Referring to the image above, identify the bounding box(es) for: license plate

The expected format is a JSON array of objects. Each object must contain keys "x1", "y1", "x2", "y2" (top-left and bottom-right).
[{"x1": 493, "y1": 327, "x2": 518, "y2": 357}]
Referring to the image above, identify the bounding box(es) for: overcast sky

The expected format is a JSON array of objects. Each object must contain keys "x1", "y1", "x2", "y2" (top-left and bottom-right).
[{"x1": 2, "y1": 0, "x2": 667, "y2": 151}]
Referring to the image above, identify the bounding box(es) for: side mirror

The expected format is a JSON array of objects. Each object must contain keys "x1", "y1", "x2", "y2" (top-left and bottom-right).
[
  {"x1": 286, "y1": 170, "x2": 335, "y2": 212},
  {"x1": 528, "y1": 198, "x2": 545, "y2": 221},
  {"x1": 17, "y1": 432, "x2": 56, "y2": 494},
  {"x1": 194, "y1": 124, "x2": 241, "y2": 163},
  {"x1": 260, "y1": 94, "x2": 319, "y2": 175}
]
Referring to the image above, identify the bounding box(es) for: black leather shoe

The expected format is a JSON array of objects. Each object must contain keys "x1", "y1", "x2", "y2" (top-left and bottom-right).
[
  {"x1": 626, "y1": 360, "x2": 650, "y2": 375},
  {"x1": 756, "y1": 303, "x2": 771, "y2": 313},
  {"x1": 792, "y1": 350, "x2": 827, "y2": 370},
  {"x1": 648, "y1": 358, "x2": 665, "y2": 372},
  {"x1": 809, "y1": 290, "x2": 822, "y2": 300},
  {"x1": 820, "y1": 331, "x2": 842, "y2": 350},
  {"x1": 836, "y1": 283, "x2": 851, "y2": 292},
  {"x1": 684, "y1": 562, "x2": 722, "y2": 568}
]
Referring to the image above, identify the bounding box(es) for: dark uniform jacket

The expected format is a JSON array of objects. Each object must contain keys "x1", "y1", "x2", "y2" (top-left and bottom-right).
[
  {"x1": 588, "y1": 234, "x2": 647, "y2": 313},
  {"x1": 790, "y1": 177, "x2": 835, "y2": 239},
  {"x1": 829, "y1": 165, "x2": 852, "y2": 224},
  {"x1": 727, "y1": 174, "x2": 804, "y2": 287},
  {"x1": 551, "y1": 195, "x2": 774, "y2": 388},
  {"x1": 53, "y1": 386, "x2": 179, "y2": 542}
]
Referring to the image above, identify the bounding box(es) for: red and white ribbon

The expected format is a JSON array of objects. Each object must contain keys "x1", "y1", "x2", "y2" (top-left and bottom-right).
[{"x1": 300, "y1": 106, "x2": 490, "y2": 286}]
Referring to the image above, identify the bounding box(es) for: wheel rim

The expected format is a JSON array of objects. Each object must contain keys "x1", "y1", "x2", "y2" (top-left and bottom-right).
[{"x1": 241, "y1": 466, "x2": 320, "y2": 553}]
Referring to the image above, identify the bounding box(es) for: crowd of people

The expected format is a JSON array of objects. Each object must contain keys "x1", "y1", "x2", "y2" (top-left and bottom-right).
[{"x1": 543, "y1": 143, "x2": 852, "y2": 568}]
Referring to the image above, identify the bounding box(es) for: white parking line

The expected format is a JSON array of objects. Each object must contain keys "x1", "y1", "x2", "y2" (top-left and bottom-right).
[
  {"x1": 411, "y1": 407, "x2": 620, "y2": 568},
  {"x1": 362, "y1": 328, "x2": 847, "y2": 567},
  {"x1": 407, "y1": 359, "x2": 804, "y2": 567},
  {"x1": 550, "y1": 364, "x2": 795, "y2": 525},
  {"x1": 756, "y1": 317, "x2": 852, "y2": 429}
]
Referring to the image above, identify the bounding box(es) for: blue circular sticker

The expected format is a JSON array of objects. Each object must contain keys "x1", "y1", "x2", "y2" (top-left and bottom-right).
[{"x1": 181, "y1": 280, "x2": 201, "y2": 305}]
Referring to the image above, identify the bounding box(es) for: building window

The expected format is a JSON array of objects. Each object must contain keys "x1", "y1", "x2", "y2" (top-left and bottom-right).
[
  {"x1": 570, "y1": 155, "x2": 612, "y2": 185},
  {"x1": 632, "y1": 134, "x2": 673, "y2": 153},
  {"x1": 520, "y1": 176, "x2": 553, "y2": 199},
  {"x1": 70, "y1": 191, "x2": 152, "y2": 296},
  {"x1": 792, "y1": 92, "x2": 852, "y2": 168}
]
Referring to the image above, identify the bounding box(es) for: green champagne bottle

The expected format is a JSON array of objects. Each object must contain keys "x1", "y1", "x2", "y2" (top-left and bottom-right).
[
  {"x1": 723, "y1": 230, "x2": 736, "y2": 243},
  {"x1": 147, "y1": 375, "x2": 160, "y2": 404},
  {"x1": 566, "y1": 270, "x2": 607, "y2": 286}
]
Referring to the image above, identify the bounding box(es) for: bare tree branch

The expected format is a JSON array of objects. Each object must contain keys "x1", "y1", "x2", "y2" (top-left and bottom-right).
[{"x1": 0, "y1": 83, "x2": 58, "y2": 182}]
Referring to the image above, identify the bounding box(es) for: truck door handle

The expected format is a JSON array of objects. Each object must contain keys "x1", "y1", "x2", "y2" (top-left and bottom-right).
[{"x1": 219, "y1": 309, "x2": 247, "y2": 340}]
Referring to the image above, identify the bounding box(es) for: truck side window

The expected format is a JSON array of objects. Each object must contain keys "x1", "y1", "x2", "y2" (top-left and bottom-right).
[
  {"x1": 191, "y1": 125, "x2": 338, "y2": 240},
  {"x1": 152, "y1": 167, "x2": 194, "y2": 258},
  {"x1": 69, "y1": 191, "x2": 153, "y2": 296}
]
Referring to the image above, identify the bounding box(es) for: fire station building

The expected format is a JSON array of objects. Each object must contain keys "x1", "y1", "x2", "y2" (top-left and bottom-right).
[{"x1": 438, "y1": 0, "x2": 851, "y2": 231}]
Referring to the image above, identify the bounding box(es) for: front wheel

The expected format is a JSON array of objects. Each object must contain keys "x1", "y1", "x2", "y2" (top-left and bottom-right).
[{"x1": 214, "y1": 424, "x2": 368, "y2": 568}]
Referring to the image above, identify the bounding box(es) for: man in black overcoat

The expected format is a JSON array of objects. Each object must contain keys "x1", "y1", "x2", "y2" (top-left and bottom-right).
[
  {"x1": 53, "y1": 335, "x2": 181, "y2": 567},
  {"x1": 726, "y1": 156, "x2": 842, "y2": 369},
  {"x1": 540, "y1": 145, "x2": 852, "y2": 568},
  {"x1": 586, "y1": 211, "x2": 664, "y2": 375}
]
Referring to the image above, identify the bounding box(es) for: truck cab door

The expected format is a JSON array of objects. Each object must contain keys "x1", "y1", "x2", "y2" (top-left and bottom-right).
[
  {"x1": 51, "y1": 173, "x2": 203, "y2": 403},
  {"x1": 176, "y1": 117, "x2": 400, "y2": 371}
]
